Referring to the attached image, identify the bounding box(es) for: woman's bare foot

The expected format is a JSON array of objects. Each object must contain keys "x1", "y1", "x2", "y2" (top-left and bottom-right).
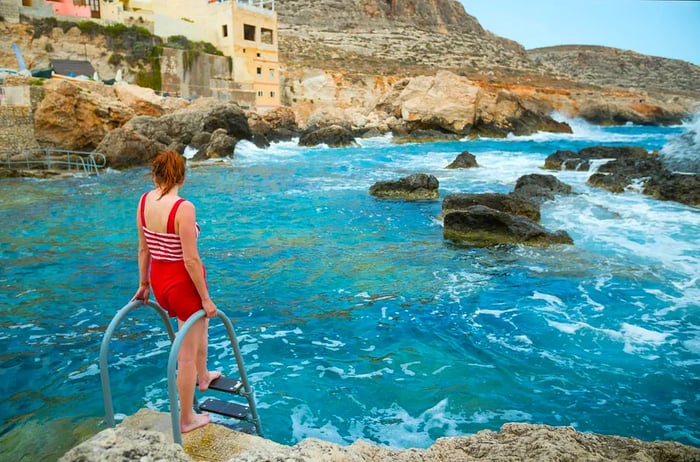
[
  {"x1": 198, "y1": 370, "x2": 222, "y2": 391},
  {"x1": 181, "y1": 413, "x2": 211, "y2": 433}
]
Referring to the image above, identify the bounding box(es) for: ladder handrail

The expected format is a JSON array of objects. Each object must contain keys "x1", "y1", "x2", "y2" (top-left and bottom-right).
[
  {"x1": 100, "y1": 300, "x2": 263, "y2": 445},
  {"x1": 167, "y1": 309, "x2": 262, "y2": 444},
  {"x1": 0, "y1": 148, "x2": 106, "y2": 175},
  {"x1": 100, "y1": 299, "x2": 176, "y2": 428}
]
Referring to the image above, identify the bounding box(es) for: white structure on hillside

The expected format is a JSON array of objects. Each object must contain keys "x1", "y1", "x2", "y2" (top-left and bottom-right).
[{"x1": 10, "y1": 0, "x2": 280, "y2": 110}]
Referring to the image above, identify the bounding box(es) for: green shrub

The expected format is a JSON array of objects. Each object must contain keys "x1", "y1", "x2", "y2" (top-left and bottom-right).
[{"x1": 108, "y1": 53, "x2": 123, "y2": 66}]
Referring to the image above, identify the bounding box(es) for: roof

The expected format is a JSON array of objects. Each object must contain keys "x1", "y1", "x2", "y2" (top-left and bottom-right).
[{"x1": 50, "y1": 59, "x2": 95, "y2": 78}]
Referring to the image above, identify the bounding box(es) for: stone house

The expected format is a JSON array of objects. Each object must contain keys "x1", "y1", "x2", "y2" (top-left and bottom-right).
[{"x1": 7, "y1": 0, "x2": 280, "y2": 111}]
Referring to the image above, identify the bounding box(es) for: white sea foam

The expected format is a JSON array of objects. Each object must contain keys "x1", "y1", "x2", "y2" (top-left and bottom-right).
[
  {"x1": 660, "y1": 109, "x2": 700, "y2": 173},
  {"x1": 620, "y1": 323, "x2": 670, "y2": 345},
  {"x1": 67, "y1": 363, "x2": 99, "y2": 380},
  {"x1": 547, "y1": 320, "x2": 585, "y2": 335},
  {"x1": 312, "y1": 337, "x2": 346, "y2": 350},
  {"x1": 531, "y1": 291, "x2": 566, "y2": 308}
]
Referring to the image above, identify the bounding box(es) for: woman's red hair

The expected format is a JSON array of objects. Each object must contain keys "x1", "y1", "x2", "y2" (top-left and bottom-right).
[{"x1": 152, "y1": 150, "x2": 185, "y2": 198}]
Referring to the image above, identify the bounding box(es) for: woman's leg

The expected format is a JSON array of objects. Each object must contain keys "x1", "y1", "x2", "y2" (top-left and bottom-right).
[
  {"x1": 177, "y1": 317, "x2": 211, "y2": 433},
  {"x1": 197, "y1": 318, "x2": 221, "y2": 391}
]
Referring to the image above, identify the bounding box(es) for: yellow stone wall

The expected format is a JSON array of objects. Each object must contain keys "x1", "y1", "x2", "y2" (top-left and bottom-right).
[{"x1": 230, "y1": 2, "x2": 279, "y2": 111}]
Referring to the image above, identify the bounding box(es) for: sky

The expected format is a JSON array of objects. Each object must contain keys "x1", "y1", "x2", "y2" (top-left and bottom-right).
[{"x1": 457, "y1": 0, "x2": 700, "y2": 65}]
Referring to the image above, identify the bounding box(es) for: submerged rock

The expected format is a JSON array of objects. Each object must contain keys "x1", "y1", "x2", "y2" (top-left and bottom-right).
[
  {"x1": 370, "y1": 173, "x2": 439, "y2": 200},
  {"x1": 443, "y1": 205, "x2": 573, "y2": 247}
]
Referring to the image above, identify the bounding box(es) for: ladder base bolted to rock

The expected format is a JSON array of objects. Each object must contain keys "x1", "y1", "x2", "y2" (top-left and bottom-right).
[{"x1": 99, "y1": 299, "x2": 263, "y2": 444}]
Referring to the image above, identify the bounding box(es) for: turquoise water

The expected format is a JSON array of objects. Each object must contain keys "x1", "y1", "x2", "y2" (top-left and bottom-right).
[{"x1": 1, "y1": 119, "x2": 699, "y2": 460}]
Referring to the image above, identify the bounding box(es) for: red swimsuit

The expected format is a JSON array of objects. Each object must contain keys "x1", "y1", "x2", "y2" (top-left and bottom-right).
[{"x1": 140, "y1": 192, "x2": 206, "y2": 321}]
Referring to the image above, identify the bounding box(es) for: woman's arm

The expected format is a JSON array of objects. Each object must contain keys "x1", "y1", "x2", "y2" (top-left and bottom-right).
[
  {"x1": 178, "y1": 201, "x2": 218, "y2": 318},
  {"x1": 132, "y1": 202, "x2": 151, "y2": 303}
]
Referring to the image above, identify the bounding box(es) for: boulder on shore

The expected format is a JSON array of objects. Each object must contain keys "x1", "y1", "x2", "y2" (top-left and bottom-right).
[
  {"x1": 443, "y1": 205, "x2": 573, "y2": 247},
  {"x1": 298, "y1": 124, "x2": 356, "y2": 147},
  {"x1": 96, "y1": 103, "x2": 251, "y2": 168},
  {"x1": 369, "y1": 173, "x2": 439, "y2": 200}
]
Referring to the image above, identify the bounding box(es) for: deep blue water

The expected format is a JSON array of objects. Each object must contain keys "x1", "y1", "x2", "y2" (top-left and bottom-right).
[{"x1": 1, "y1": 118, "x2": 699, "y2": 460}]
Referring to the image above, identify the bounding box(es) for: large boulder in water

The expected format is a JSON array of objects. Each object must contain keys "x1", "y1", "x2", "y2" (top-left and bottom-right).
[
  {"x1": 445, "y1": 151, "x2": 478, "y2": 169},
  {"x1": 370, "y1": 173, "x2": 439, "y2": 200},
  {"x1": 442, "y1": 192, "x2": 540, "y2": 222},
  {"x1": 443, "y1": 205, "x2": 573, "y2": 247},
  {"x1": 299, "y1": 124, "x2": 356, "y2": 147},
  {"x1": 513, "y1": 174, "x2": 573, "y2": 201},
  {"x1": 544, "y1": 146, "x2": 650, "y2": 171},
  {"x1": 643, "y1": 172, "x2": 700, "y2": 206}
]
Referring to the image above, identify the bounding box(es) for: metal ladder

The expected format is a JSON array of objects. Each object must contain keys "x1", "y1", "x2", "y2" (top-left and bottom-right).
[{"x1": 99, "y1": 299, "x2": 263, "y2": 444}]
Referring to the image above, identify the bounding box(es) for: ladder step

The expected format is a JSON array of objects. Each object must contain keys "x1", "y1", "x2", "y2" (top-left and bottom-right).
[
  {"x1": 207, "y1": 376, "x2": 243, "y2": 394},
  {"x1": 199, "y1": 398, "x2": 249, "y2": 420}
]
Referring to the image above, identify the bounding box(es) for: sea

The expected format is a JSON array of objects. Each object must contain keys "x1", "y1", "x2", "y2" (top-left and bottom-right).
[{"x1": 1, "y1": 114, "x2": 699, "y2": 460}]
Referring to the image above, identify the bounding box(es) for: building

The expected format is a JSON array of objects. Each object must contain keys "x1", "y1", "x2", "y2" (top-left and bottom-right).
[{"x1": 11, "y1": 0, "x2": 280, "y2": 111}]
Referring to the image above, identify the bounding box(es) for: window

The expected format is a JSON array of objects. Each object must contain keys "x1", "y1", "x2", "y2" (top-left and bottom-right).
[
  {"x1": 256, "y1": 67, "x2": 262, "y2": 76},
  {"x1": 243, "y1": 24, "x2": 256, "y2": 41},
  {"x1": 256, "y1": 52, "x2": 261, "y2": 58},
  {"x1": 222, "y1": 25, "x2": 228, "y2": 37},
  {"x1": 257, "y1": 91, "x2": 263, "y2": 97},
  {"x1": 261, "y1": 28, "x2": 274, "y2": 45},
  {"x1": 270, "y1": 91, "x2": 275, "y2": 98},
  {"x1": 269, "y1": 69, "x2": 275, "y2": 78}
]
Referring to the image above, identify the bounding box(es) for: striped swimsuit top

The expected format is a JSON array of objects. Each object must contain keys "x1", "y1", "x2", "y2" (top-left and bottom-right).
[{"x1": 140, "y1": 192, "x2": 200, "y2": 262}]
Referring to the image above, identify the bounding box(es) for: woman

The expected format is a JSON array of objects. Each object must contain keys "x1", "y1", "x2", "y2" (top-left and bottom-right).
[{"x1": 132, "y1": 149, "x2": 220, "y2": 433}]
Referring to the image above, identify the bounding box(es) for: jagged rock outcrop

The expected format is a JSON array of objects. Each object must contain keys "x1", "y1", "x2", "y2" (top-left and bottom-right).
[
  {"x1": 369, "y1": 173, "x2": 439, "y2": 200},
  {"x1": 643, "y1": 172, "x2": 700, "y2": 206},
  {"x1": 443, "y1": 205, "x2": 573, "y2": 247},
  {"x1": 368, "y1": 71, "x2": 572, "y2": 138},
  {"x1": 442, "y1": 192, "x2": 541, "y2": 222},
  {"x1": 60, "y1": 409, "x2": 700, "y2": 462},
  {"x1": 247, "y1": 106, "x2": 300, "y2": 147},
  {"x1": 543, "y1": 146, "x2": 652, "y2": 171},
  {"x1": 446, "y1": 150, "x2": 478, "y2": 169},
  {"x1": 543, "y1": 145, "x2": 700, "y2": 206},
  {"x1": 33, "y1": 79, "x2": 133, "y2": 150},
  {"x1": 96, "y1": 102, "x2": 252, "y2": 168}
]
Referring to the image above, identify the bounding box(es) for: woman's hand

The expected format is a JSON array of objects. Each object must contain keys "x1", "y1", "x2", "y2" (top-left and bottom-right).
[
  {"x1": 203, "y1": 299, "x2": 218, "y2": 318},
  {"x1": 132, "y1": 285, "x2": 150, "y2": 304}
]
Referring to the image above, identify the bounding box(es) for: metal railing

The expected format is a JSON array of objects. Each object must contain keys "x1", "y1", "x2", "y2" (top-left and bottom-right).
[
  {"x1": 100, "y1": 299, "x2": 262, "y2": 445},
  {"x1": 167, "y1": 309, "x2": 262, "y2": 443},
  {"x1": 0, "y1": 149, "x2": 106, "y2": 176}
]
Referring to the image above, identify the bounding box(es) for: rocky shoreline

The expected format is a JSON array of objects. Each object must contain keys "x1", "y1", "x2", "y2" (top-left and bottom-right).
[{"x1": 60, "y1": 408, "x2": 700, "y2": 462}]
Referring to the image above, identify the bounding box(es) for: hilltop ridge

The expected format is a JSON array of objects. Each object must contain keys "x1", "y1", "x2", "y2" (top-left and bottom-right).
[{"x1": 276, "y1": 0, "x2": 700, "y2": 98}]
